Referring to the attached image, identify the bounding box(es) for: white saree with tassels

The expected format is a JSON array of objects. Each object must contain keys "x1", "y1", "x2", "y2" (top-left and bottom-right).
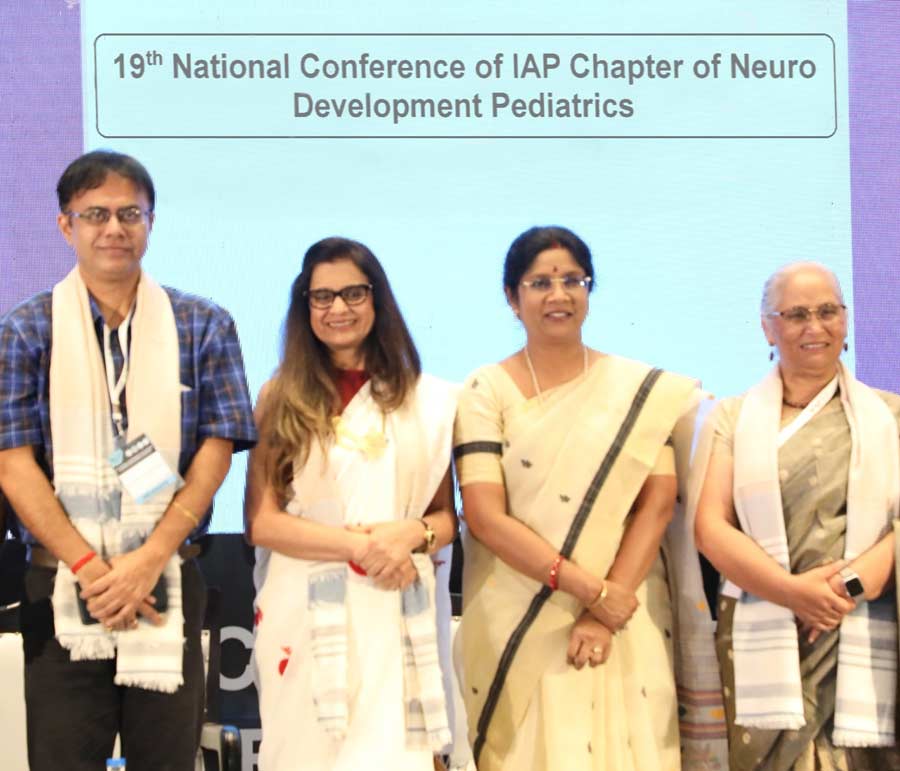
[{"x1": 253, "y1": 374, "x2": 457, "y2": 771}]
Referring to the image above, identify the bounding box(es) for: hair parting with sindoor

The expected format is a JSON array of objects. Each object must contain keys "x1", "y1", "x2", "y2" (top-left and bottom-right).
[
  {"x1": 262, "y1": 237, "x2": 421, "y2": 503},
  {"x1": 503, "y1": 225, "x2": 595, "y2": 297}
]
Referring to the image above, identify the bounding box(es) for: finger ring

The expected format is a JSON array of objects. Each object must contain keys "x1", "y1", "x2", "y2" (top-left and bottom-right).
[{"x1": 592, "y1": 645, "x2": 602, "y2": 654}]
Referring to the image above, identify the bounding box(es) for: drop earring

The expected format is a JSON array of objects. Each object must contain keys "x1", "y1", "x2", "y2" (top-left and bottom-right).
[
  {"x1": 769, "y1": 347, "x2": 775, "y2": 361},
  {"x1": 843, "y1": 341, "x2": 849, "y2": 352}
]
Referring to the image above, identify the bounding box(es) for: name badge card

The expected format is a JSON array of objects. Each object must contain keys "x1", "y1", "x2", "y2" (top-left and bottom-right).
[{"x1": 109, "y1": 433, "x2": 181, "y2": 503}]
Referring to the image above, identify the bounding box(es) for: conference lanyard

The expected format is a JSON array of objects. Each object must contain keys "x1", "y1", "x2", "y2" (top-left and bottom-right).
[{"x1": 103, "y1": 307, "x2": 133, "y2": 440}]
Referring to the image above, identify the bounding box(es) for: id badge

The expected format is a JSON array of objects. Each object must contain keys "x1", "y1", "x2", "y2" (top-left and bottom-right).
[{"x1": 109, "y1": 433, "x2": 182, "y2": 503}]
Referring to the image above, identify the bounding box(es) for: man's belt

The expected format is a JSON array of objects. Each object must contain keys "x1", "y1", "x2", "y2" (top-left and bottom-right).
[{"x1": 29, "y1": 542, "x2": 202, "y2": 569}]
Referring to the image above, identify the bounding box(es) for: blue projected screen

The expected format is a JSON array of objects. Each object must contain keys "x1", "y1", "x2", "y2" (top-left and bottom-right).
[{"x1": 4, "y1": 1, "x2": 870, "y2": 533}]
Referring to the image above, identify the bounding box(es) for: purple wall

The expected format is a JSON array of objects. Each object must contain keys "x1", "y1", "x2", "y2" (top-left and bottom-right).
[
  {"x1": 0, "y1": 1, "x2": 82, "y2": 316},
  {"x1": 848, "y1": 2, "x2": 900, "y2": 391}
]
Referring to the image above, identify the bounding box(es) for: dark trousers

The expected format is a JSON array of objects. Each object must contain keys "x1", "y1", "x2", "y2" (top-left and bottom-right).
[{"x1": 21, "y1": 560, "x2": 206, "y2": 771}]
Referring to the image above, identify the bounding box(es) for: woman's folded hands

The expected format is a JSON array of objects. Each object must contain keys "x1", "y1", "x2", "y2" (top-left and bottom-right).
[
  {"x1": 787, "y1": 560, "x2": 856, "y2": 643},
  {"x1": 347, "y1": 520, "x2": 424, "y2": 590}
]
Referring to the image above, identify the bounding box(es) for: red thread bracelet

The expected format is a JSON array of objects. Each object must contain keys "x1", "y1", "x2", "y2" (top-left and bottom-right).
[
  {"x1": 71, "y1": 550, "x2": 97, "y2": 575},
  {"x1": 548, "y1": 554, "x2": 564, "y2": 591}
]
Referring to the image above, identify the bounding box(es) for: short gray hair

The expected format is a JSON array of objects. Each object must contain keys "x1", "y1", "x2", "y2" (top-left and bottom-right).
[{"x1": 760, "y1": 261, "x2": 845, "y2": 315}]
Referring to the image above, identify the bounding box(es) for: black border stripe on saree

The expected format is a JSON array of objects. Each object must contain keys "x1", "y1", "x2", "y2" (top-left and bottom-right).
[
  {"x1": 454, "y1": 441, "x2": 504, "y2": 459},
  {"x1": 472, "y1": 367, "x2": 663, "y2": 764}
]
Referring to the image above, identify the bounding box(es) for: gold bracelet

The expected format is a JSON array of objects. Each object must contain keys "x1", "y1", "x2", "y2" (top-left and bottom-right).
[
  {"x1": 589, "y1": 580, "x2": 609, "y2": 608},
  {"x1": 171, "y1": 499, "x2": 199, "y2": 528},
  {"x1": 414, "y1": 519, "x2": 437, "y2": 554}
]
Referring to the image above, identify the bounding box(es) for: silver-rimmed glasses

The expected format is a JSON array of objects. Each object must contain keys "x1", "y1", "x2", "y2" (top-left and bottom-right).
[
  {"x1": 520, "y1": 275, "x2": 592, "y2": 293},
  {"x1": 765, "y1": 303, "x2": 846, "y2": 325},
  {"x1": 65, "y1": 206, "x2": 151, "y2": 226}
]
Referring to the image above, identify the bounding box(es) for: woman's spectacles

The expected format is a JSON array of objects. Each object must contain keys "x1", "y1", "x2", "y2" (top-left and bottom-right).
[
  {"x1": 766, "y1": 302, "x2": 846, "y2": 325},
  {"x1": 520, "y1": 275, "x2": 592, "y2": 293},
  {"x1": 305, "y1": 283, "x2": 373, "y2": 309}
]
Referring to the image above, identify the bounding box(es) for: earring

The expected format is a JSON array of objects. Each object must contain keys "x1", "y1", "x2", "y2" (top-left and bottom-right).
[
  {"x1": 769, "y1": 347, "x2": 775, "y2": 361},
  {"x1": 843, "y1": 341, "x2": 848, "y2": 352}
]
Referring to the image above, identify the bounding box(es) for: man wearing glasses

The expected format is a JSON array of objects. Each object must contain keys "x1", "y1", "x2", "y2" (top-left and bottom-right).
[{"x1": 0, "y1": 150, "x2": 257, "y2": 771}]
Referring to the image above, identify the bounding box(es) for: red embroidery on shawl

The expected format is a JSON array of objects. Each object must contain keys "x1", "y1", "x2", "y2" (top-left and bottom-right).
[{"x1": 278, "y1": 646, "x2": 292, "y2": 676}]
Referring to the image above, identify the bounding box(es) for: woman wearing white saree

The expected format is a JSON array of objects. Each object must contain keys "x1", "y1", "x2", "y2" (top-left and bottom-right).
[
  {"x1": 454, "y1": 226, "x2": 709, "y2": 770},
  {"x1": 245, "y1": 237, "x2": 457, "y2": 771},
  {"x1": 694, "y1": 262, "x2": 900, "y2": 770}
]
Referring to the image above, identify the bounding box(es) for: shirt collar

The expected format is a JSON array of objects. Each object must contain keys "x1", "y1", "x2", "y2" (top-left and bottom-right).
[
  {"x1": 87, "y1": 293, "x2": 105, "y2": 330},
  {"x1": 87, "y1": 293, "x2": 138, "y2": 330}
]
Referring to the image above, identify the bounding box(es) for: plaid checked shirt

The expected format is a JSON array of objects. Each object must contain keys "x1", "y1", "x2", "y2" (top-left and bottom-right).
[{"x1": 0, "y1": 285, "x2": 257, "y2": 541}]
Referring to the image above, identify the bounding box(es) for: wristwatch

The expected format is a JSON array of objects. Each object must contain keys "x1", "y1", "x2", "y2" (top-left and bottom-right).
[
  {"x1": 416, "y1": 520, "x2": 437, "y2": 554},
  {"x1": 840, "y1": 567, "x2": 865, "y2": 600}
]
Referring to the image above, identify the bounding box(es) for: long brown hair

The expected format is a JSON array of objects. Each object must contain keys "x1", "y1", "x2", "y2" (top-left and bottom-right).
[{"x1": 263, "y1": 237, "x2": 421, "y2": 502}]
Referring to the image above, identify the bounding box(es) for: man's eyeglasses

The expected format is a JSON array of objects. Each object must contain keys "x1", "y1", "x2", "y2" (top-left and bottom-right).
[
  {"x1": 766, "y1": 302, "x2": 846, "y2": 325},
  {"x1": 305, "y1": 283, "x2": 373, "y2": 309},
  {"x1": 66, "y1": 206, "x2": 151, "y2": 226},
  {"x1": 520, "y1": 275, "x2": 592, "y2": 293}
]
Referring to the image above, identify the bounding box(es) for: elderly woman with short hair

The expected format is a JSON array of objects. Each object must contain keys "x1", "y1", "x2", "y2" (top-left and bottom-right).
[{"x1": 695, "y1": 262, "x2": 900, "y2": 770}]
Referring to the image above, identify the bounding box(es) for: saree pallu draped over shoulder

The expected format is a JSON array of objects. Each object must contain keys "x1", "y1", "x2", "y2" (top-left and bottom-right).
[
  {"x1": 712, "y1": 376, "x2": 900, "y2": 771},
  {"x1": 459, "y1": 356, "x2": 700, "y2": 771}
]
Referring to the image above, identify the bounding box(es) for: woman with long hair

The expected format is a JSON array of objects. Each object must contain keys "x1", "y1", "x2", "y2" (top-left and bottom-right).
[{"x1": 245, "y1": 237, "x2": 457, "y2": 770}]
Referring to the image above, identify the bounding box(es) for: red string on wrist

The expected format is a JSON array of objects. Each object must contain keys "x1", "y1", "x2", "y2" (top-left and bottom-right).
[
  {"x1": 71, "y1": 550, "x2": 97, "y2": 575},
  {"x1": 548, "y1": 554, "x2": 564, "y2": 591}
]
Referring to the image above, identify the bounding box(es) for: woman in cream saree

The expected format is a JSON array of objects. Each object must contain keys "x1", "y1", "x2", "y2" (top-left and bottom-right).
[{"x1": 453, "y1": 226, "x2": 721, "y2": 771}]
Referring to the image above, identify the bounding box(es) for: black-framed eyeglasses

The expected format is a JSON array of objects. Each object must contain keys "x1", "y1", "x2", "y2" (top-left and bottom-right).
[
  {"x1": 66, "y1": 206, "x2": 151, "y2": 226},
  {"x1": 766, "y1": 303, "x2": 846, "y2": 325},
  {"x1": 305, "y1": 283, "x2": 373, "y2": 309},
  {"x1": 520, "y1": 275, "x2": 592, "y2": 293}
]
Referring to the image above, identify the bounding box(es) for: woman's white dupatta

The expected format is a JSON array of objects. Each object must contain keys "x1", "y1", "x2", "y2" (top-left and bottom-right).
[
  {"x1": 254, "y1": 374, "x2": 456, "y2": 761},
  {"x1": 730, "y1": 363, "x2": 899, "y2": 746}
]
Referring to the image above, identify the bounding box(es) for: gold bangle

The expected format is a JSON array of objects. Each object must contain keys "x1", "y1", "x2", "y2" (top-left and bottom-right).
[
  {"x1": 171, "y1": 499, "x2": 199, "y2": 528},
  {"x1": 589, "y1": 580, "x2": 609, "y2": 608},
  {"x1": 414, "y1": 519, "x2": 437, "y2": 554}
]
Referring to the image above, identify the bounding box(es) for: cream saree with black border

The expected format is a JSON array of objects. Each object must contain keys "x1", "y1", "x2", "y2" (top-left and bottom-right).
[{"x1": 454, "y1": 355, "x2": 702, "y2": 771}]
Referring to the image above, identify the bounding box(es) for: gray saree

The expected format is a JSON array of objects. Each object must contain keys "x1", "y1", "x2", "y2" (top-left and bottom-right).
[{"x1": 712, "y1": 392, "x2": 900, "y2": 771}]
